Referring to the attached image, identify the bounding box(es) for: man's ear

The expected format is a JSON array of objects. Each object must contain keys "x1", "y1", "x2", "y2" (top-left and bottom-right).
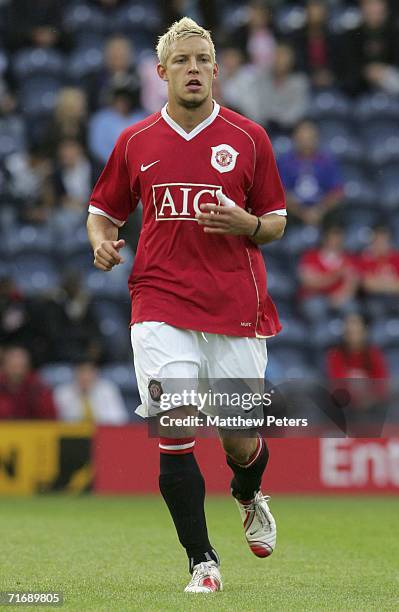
[
  {"x1": 213, "y1": 62, "x2": 219, "y2": 80},
  {"x1": 157, "y1": 63, "x2": 168, "y2": 82}
]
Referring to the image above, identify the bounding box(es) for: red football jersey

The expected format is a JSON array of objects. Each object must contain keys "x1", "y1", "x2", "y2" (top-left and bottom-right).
[
  {"x1": 89, "y1": 103, "x2": 286, "y2": 338},
  {"x1": 357, "y1": 250, "x2": 399, "y2": 279},
  {"x1": 299, "y1": 249, "x2": 357, "y2": 298}
]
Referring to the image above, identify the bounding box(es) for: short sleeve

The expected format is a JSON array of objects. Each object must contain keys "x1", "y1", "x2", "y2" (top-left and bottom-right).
[
  {"x1": 247, "y1": 128, "x2": 286, "y2": 217},
  {"x1": 88, "y1": 129, "x2": 139, "y2": 226}
]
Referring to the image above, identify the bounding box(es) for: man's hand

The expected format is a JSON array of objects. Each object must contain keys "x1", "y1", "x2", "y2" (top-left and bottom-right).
[
  {"x1": 196, "y1": 190, "x2": 257, "y2": 236},
  {"x1": 93, "y1": 239, "x2": 125, "y2": 271}
]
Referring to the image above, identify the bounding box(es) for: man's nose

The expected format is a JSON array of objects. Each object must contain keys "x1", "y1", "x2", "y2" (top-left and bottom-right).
[{"x1": 188, "y1": 58, "x2": 199, "y2": 72}]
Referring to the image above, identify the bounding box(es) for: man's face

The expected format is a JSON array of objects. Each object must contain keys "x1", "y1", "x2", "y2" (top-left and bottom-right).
[
  {"x1": 3, "y1": 348, "x2": 30, "y2": 382},
  {"x1": 295, "y1": 122, "x2": 319, "y2": 155},
  {"x1": 158, "y1": 36, "x2": 218, "y2": 109}
]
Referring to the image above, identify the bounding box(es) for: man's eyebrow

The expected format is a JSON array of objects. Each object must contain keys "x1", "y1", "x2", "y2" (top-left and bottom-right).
[{"x1": 172, "y1": 52, "x2": 211, "y2": 58}]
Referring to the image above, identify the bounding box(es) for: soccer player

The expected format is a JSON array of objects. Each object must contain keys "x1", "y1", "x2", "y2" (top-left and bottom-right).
[{"x1": 87, "y1": 18, "x2": 286, "y2": 593}]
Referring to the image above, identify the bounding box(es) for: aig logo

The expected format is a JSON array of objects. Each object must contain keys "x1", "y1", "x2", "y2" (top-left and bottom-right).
[{"x1": 152, "y1": 183, "x2": 222, "y2": 221}]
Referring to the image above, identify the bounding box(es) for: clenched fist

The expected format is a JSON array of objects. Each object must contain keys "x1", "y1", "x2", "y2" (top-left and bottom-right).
[{"x1": 94, "y1": 239, "x2": 125, "y2": 271}]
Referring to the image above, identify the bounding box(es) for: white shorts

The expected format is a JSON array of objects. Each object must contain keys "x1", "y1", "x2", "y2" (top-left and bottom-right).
[{"x1": 131, "y1": 322, "x2": 268, "y2": 418}]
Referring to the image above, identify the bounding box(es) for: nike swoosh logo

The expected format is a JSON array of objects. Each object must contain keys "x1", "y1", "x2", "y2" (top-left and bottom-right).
[{"x1": 140, "y1": 160, "x2": 160, "y2": 172}]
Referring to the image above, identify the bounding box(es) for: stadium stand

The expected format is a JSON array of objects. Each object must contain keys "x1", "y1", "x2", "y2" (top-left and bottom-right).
[{"x1": 0, "y1": 0, "x2": 398, "y2": 419}]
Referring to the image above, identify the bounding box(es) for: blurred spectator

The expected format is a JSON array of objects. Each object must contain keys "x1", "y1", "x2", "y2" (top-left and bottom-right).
[
  {"x1": 326, "y1": 313, "x2": 388, "y2": 421},
  {"x1": 51, "y1": 139, "x2": 95, "y2": 212},
  {"x1": 91, "y1": 0, "x2": 130, "y2": 9},
  {"x1": 299, "y1": 224, "x2": 359, "y2": 321},
  {"x1": 256, "y1": 43, "x2": 310, "y2": 132},
  {"x1": 0, "y1": 346, "x2": 56, "y2": 419},
  {"x1": 278, "y1": 120, "x2": 344, "y2": 226},
  {"x1": 138, "y1": 53, "x2": 168, "y2": 114},
  {"x1": 160, "y1": 0, "x2": 218, "y2": 32},
  {"x1": 4, "y1": 144, "x2": 53, "y2": 223},
  {"x1": 327, "y1": 313, "x2": 388, "y2": 379},
  {"x1": 358, "y1": 225, "x2": 399, "y2": 318},
  {"x1": 87, "y1": 35, "x2": 141, "y2": 112},
  {"x1": 44, "y1": 271, "x2": 104, "y2": 364},
  {"x1": 42, "y1": 88, "x2": 88, "y2": 158},
  {"x1": 218, "y1": 47, "x2": 259, "y2": 120},
  {"x1": 5, "y1": 0, "x2": 69, "y2": 52},
  {"x1": 89, "y1": 86, "x2": 146, "y2": 164},
  {"x1": 337, "y1": 0, "x2": 399, "y2": 95},
  {"x1": 0, "y1": 88, "x2": 26, "y2": 158},
  {"x1": 232, "y1": 1, "x2": 276, "y2": 70},
  {"x1": 0, "y1": 277, "x2": 41, "y2": 356},
  {"x1": 54, "y1": 361, "x2": 128, "y2": 424},
  {"x1": 290, "y1": 0, "x2": 338, "y2": 90}
]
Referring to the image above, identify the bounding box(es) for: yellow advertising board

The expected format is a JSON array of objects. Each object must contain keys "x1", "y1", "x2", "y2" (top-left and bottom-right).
[{"x1": 0, "y1": 422, "x2": 93, "y2": 495}]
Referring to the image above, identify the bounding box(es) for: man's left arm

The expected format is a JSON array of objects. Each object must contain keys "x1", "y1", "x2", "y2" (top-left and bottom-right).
[
  {"x1": 196, "y1": 203, "x2": 286, "y2": 245},
  {"x1": 197, "y1": 127, "x2": 287, "y2": 245}
]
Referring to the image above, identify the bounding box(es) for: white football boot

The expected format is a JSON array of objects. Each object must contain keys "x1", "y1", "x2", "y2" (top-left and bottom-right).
[
  {"x1": 235, "y1": 491, "x2": 277, "y2": 557},
  {"x1": 184, "y1": 561, "x2": 223, "y2": 593}
]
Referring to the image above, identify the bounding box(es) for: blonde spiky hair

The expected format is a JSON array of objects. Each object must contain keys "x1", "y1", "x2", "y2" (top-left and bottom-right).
[{"x1": 156, "y1": 17, "x2": 216, "y2": 66}]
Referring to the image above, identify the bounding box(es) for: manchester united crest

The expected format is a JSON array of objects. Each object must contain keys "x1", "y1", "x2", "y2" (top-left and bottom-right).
[
  {"x1": 211, "y1": 144, "x2": 239, "y2": 174},
  {"x1": 148, "y1": 379, "x2": 163, "y2": 402}
]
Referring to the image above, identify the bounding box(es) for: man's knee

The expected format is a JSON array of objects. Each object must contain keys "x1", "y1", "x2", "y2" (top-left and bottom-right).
[
  {"x1": 157, "y1": 404, "x2": 198, "y2": 439},
  {"x1": 220, "y1": 435, "x2": 258, "y2": 464}
]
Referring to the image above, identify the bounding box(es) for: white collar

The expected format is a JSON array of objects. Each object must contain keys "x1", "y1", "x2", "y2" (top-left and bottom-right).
[{"x1": 161, "y1": 101, "x2": 220, "y2": 141}]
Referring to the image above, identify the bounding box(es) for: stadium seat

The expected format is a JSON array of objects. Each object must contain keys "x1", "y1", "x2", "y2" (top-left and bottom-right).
[
  {"x1": 271, "y1": 135, "x2": 293, "y2": 158},
  {"x1": 283, "y1": 225, "x2": 320, "y2": 257},
  {"x1": 360, "y1": 119, "x2": 399, "y2": 165},
  {"x1": 63, "y1": 4, "x2": 107, "y2": 47},
  {"x1": 109, "y1": 4, "x2": 160, "y2": 43},
  {"x1": 341, "y1": 161, "x2": 377, "y2": 207},
  {"x1": 85, "y1": 264, "x2": 132, "y2": 300},
  {"x1": 264, "y1": 264, "x2": 296, "y2": 301},
  {"x1": 318, "y1": 118, "x2": 353, "y2": 142},
  {"x1": 328, "y1": 5, "x2": 361, "y2": 34},
  {"x1": 309, "y1": 318, "x2": 344, "y2": 351},
  {"x1": 13, "y1": 48, "x2": 65, "y2": 81},
  {"x1": 10, "y1": 254, "x2": 60, "y2": 295},
  {"x1": 318, "y1": 119, "x2": 363, "y2": 162},
  {"x1": 67, "y1": 47, "x2": 104, "y2": 80},
  {"x1": 326, "y1": 134, "x2": 364, "y2": 163},
  {"x1": 370, "y1": 318, "x2": 399, "y2": 349},
  {"x1": 101, "y1": 363, "x2": 138, "y2": 394},
  {"x1": 308, "y1": 90, "x2": 351, "y2": 120},
  {"x1": 40, "y1": 363, "x2": 74, "y2": 388},
  {"x1": 6, "y1": 224, "x2": 55, "y2": 257},
  {"x1": 389, "y1": 211, "x2": 399, "y2": 247},
  {"x1": 93, "y1": 301, "x2": 131, "y2": 361},
  {"x1": 376, "y1": 164, "x2": 399, "y2": 210},
  {"x1": 385, "y1": 348, "x2": 399, "y2": 378},
  {"x1": 344, "y1": 223, "x2": 374, "y2": 251},
  {"x1": 275, "y1": 5, "x2": 306, "y2": 34},
  {"x1": 355, "y1": 92, "x2": 399, "y2": 123},
  {"x1": 56, "y1": 223, "x2": 93, "y2": 271},
  {"x1": 0, "y1": 116, "x2": 26, "y2": 160},
  {"x1": 18, "y1": 76, "x2": 63, "y2": 117},
  {"x1": 274, "y1": 317, "x2": 309, "y2": 349},
  {"x1": 266, "y1": 346, "x2": 314, "y2": 380}
]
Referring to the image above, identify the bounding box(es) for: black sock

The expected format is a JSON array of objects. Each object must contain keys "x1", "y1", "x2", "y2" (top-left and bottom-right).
[
  {"x1": 226, "y1": 437, "x2": 269, "y2": 501},
  {"x1": 159, "y1": 451, "x2": 219, "y2": 572}
]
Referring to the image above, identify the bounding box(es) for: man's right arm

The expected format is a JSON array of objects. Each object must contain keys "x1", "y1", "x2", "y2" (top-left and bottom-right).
[{"x1": 87, "y1": 213, "x2": 125, "y2": 272}]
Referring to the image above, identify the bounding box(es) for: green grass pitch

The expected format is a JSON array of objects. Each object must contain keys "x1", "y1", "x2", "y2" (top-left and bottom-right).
[{"x1": 0, "y1": 495, "x2": 398, "y2": 611}]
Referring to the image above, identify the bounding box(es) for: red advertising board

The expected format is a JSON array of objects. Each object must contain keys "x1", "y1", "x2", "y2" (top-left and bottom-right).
[{"x1": 94, "y1": 426, "x2": 399, "y2": 495}]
